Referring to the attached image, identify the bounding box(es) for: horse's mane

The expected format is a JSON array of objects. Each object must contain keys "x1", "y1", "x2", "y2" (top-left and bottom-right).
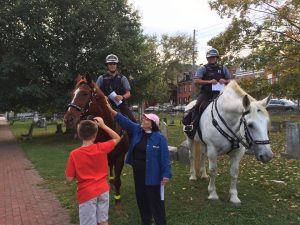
[
  {"x1": 226, "y1": 80, "x2": 269, "y2": 118},
  {"x1": 75, "y1": 76, "x2": 107, "y2": 106},
  {"x1": 226, "y1": 80, "x2": 256, "y2": 102}
]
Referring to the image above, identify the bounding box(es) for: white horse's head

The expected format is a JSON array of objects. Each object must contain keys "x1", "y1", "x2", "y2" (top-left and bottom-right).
[{"x1": 241, "y1": 94, "x2": 273, "y2": 163}]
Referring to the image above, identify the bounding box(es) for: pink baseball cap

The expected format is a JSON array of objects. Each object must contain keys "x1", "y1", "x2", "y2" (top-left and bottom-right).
[{"x1": 143, "y1": 113, "x2": 160, "y2": 126}]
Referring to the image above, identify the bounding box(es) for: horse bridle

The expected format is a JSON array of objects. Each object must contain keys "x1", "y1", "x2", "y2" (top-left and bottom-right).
[
  {"x1": 67, "y1": 85, "x2": 96, "y2": 119},
  {"x1": 211, "y1": 94, "x2": 271, "y2": 151}
]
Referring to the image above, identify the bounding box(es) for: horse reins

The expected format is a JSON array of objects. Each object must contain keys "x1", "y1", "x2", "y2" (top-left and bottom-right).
[
  {"x1": 67, "y1": 88, "x2": 96, "y2": 120},
  {"x1": 239, "y1": 116, "x2": 271, "y2": 148},
  {"x1": 66, "y1": 85, "x2": 126, "y2": 142},
  {"x1": 211, "y1": 94, "x2": 270, "y2": 151}
]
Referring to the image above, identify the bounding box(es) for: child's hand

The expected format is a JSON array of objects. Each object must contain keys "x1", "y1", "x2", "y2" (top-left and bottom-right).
[{"x1": 94, "y1": 117, "x2": 105, "y2": 128}]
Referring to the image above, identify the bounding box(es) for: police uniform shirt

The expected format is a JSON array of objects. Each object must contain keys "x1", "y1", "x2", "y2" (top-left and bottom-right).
[
  {"x1": 96, "y1": 74, "x2": 131, "y2": 93},
  {"x1": 194, "y1": 64, "x2": 231, "y2": 80}
]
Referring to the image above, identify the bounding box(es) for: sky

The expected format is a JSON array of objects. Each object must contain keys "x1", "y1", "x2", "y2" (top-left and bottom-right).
[{"x1": 128, "y1": 0, "x2": 231, "y2": 64}]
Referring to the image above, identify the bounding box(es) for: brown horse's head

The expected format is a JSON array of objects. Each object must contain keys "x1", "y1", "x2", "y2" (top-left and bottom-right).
[{"x1": 64, "y1": 74, "x2": 97, "y2": 129}]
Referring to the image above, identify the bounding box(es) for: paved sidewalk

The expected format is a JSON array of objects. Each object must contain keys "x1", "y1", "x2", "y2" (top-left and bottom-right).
[{"x1": 0, "y1": 118, "x2": 75, "y2": 225}]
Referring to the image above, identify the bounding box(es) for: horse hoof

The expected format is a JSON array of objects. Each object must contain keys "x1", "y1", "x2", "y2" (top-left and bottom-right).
[
  {"x1": 200, "y1": 175, "x2": 209, "y2": 180},
  {"x1": 208, "y1": 195, "x2": 219, "y2": 201},
  {"x1": 189, "y1": 176, "x2": 197, "y2": 181},
  {"x1": 230, "y1": 196, "x2": 241, "y2": 205},
  {"x1": 208, "y1": 198, "x2": 219, "y2": 205},
  {"x1": 230, "y1": 201, "x2": 241, "y2": 207}
]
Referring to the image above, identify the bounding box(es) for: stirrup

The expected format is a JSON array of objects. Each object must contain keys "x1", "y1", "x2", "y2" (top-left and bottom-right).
[{"x1": 184, "y1": 125, "x2": 193, "y2": 132}]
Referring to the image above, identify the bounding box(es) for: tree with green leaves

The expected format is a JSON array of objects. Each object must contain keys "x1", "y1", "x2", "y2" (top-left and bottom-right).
[
  {"x1": 0, "y1": 0, "x2": 145, "y2": 112},
  {"x1": 238, "y1": 76, "x2": 272, "y2": 100},
  {"x1": 160, "y1": 33, "x2": 194, "y2": 84},
  {"x1": 208, "y1": 0, "x2": 300, "y2": 100},
  {"x1": 130, "y1": 33, "x2": 195, "y2": 104}
]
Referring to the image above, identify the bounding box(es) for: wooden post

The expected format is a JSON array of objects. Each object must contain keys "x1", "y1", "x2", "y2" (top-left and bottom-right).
[{"x1": 21, "y1": 122, "x2": 35, "y2": 141}]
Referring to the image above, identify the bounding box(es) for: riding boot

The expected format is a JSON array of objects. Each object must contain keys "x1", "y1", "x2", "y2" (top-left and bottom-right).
[
  {"x1": 182, "y1": 110, "x2": 192, "y2": 126},
  {"x1": 184, "y1": 108, "x2": 195, "y2": 132}
]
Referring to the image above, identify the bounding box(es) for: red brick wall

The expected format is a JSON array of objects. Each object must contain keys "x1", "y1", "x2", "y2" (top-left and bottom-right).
[{"x1": 177, "y1": 82, "x2": 192, "y2": 104}]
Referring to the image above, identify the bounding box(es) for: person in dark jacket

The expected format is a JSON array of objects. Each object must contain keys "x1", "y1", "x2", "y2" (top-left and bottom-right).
[
  {"x1": 106, "y1": 102, "x2": 172, "y2": 225},
  {"x1": 183, "y1": 48, "x2": 232, "y2": 132},
  {"x1": 96, "y1": 54, "x2": 136, "y2": 122}
]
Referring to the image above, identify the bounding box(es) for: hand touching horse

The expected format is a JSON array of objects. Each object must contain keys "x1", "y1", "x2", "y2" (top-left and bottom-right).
[{"x1": 64, "y1": 74, "x2": 129, "y2": 205}]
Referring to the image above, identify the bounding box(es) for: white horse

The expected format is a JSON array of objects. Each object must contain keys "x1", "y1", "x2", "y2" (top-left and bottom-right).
[{"x1": 185, "y1": 80, "x2": 273, "y2": 204}]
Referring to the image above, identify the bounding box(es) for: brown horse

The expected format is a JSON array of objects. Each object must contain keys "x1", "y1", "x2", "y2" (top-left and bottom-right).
[{"x1": 64, "y1": 74, "x2": 129, "y2": 205}]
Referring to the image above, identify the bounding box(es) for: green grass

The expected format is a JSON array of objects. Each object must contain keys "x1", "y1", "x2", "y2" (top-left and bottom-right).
[{"x1": 9, "y1": 115, "x2": 300, "y2": 225}]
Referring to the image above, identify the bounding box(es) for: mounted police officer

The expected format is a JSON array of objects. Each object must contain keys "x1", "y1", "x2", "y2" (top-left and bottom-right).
[
  {"x1": 96, "y1": 54, "x2": 136, "y2": 122},
  {"x1": 183, "y1": 48, "x2": 232, "y2": 132}
]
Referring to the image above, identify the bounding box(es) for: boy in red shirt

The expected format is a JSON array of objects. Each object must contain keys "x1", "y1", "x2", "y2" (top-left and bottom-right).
[{"x1": 66, "y1": 117, "x2": 121, "y2": 225}]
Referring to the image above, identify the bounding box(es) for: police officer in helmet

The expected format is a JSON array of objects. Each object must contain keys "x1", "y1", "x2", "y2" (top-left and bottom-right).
[
  {"x1": 96, "y1": 54, "x2": 136, "y2": 122},
  {"x1": 183, "y1": 48, "x2": 232, "y2": 132}
]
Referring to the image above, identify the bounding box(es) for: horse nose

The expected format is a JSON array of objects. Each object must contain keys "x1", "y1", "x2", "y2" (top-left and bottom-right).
[
  {"x1": 65, "y1": 114, "x2": 76, "y2": 128},
  {"x1": 258, "y1": 151, "x2": 273, "y2": 163}
]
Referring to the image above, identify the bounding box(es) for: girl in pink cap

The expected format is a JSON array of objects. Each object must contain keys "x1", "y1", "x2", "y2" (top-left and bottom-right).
[{"x1": 107, "y1": 103, "x2": 172, "y2": 225}]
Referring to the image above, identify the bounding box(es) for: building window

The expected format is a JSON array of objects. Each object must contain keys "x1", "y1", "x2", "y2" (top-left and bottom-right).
[
  {"x1": 184, "y1": 85, "x2": 186, "y2": 92},
  {"x1": 189, "y1": 84, "x2": 192, "y2": 92}
]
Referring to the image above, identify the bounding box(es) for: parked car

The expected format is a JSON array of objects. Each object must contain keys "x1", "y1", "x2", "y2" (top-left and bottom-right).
[
  {"x1": 173, "y1": 105, "x2": 186, "y2": 112},
  {"x1": 159, "y1": 105, "x2": 173, "y2": 112},
  {"x1": 144, "y1": 106, "x2": 159, "y2": 112},
  {"x1": 266, "y1": 99, "x2": 296, "y2": 111},
  {"x1": 130, "y1": 105, "x2": 139, "y2": 111}
]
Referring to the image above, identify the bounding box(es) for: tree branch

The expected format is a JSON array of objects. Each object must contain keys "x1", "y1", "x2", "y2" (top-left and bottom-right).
[{"x1": 264, "y1": 28, "x2": 300, "y2": 43}]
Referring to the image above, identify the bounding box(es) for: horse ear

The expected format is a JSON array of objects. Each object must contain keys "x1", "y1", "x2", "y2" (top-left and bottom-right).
[
  {"x1": 243, "y1": 95, "x2": 251, "y2": 110},
  {"x1": 259, "y1": 94, "x2": 271, "y2": 107},
  {"x1": 76, "y1": 74, "x2": 82, "y2": 83}
]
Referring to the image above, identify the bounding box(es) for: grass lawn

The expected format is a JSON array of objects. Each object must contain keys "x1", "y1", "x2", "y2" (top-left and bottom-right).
[{"x1": 9, "y1": 114, "x2": 300, "y2": 225}]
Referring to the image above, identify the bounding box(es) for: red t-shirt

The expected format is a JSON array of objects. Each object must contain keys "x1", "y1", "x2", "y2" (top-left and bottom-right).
[{"x1": 65, "y1": 140, "x2": 115, "y2": 204}]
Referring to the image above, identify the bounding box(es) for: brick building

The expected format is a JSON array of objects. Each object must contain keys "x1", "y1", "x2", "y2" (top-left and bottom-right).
[
  {"x1": 233, "y1": 67, "x2": 277, "y2": 84},
  {"x1": 177, "y1": 72, "x2": 194, "y2": 105}
]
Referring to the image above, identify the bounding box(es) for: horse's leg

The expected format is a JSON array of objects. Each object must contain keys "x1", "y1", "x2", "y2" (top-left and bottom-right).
[
  {"x1": 194, "y1": 142, "x2": 200, "y2": 177},
  {"x1": 198, "y1": 144, "x2": 208, "y2": 179},
  {"x1": 188, "y1": 138, "x2": 197, "y2": 180},
  {"x1": 113, "y1": 153, "x2": 125, "y2": 205},
  {"x1": 109, "y1": 164, "x2": 115, "y2": 184},
  {"x1": 207, "y1": 149, "x2": 219, "y2": 200},
  {"x1": 107, "y1": 157, "x2": 115, "y2": 187},
  {"x1": 229, "y1": 148, "x2": 244, "y2": 205}
]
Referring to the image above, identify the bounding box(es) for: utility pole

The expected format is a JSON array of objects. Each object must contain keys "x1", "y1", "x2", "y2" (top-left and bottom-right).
[
  {"x1": 192, "y1": 29, "x2": 196, "y2": 69},
  {"x1": 191, "y1": 29, "x2": 197, "y2": 99}
]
